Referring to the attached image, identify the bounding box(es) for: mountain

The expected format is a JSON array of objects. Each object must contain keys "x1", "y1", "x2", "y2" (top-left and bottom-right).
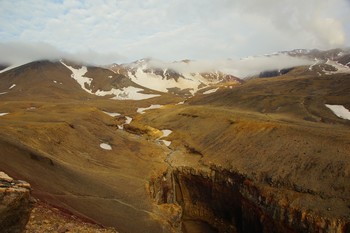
[
  {"x1": 0, "y1": 64, "x2": 9, "y2": 71},
  {"x1": 0, "y1": 49, "x2": 349, "y2": 233},
  {"x1": 0, "y1": 59, "x2": 166, "y2": 101},
  {"x1": 257, "y1": 48, "x2": 350, "y2": 78},
  {"x1": 109, "y1": 58, "x2": 241, "y2": 96},
  {"x1": 0, "y1": 58, "x2": 241, "y2": 101},
  {"x1": 283, "y1": 48, "x2": 350, "y2": 63}
]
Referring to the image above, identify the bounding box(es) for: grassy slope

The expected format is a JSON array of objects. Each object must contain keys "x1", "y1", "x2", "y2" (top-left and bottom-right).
[
  {"x1": 0, "y1": 61, "x2": 184, "y2": 232},
  {"x1": 0, "y1": 99, "x2": 176, "y2": 232},
  {"x1": 135, "y1": 72, "x2": 350, "y2": 219},
  {"x1": 1, "y1": 61, "x2": 349, "y2": 231}
]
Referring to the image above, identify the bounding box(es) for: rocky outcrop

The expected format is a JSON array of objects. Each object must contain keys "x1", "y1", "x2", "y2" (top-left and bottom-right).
[
  {"x1": 0, "y1": 171, "x2": 34, "y2": 233},
  {"x1": 124, "y1": 123, "x2": 163, "y2": 139}
]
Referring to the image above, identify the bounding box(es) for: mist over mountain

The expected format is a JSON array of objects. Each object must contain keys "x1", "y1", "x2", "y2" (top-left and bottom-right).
[
  {"x1": 0, "y1": 42, "x2": 125, "y2": 67},
  {"x1": 0, "y1": 41, "x2": 317, "y2": 78},
  {"x1": 136, "y1": 54, "x2": 314, "y2": 78}
]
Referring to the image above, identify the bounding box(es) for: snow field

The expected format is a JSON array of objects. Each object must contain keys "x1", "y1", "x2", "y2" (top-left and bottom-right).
[
  {"x1": 61, "y1": 60, "x2": 159, "y2": 100},
  {"x1": 323, "y1": 60, "x2": 350, "y2": 75},
  {"x1": 129, "y1": 66, "x2": 219, "y2": 95},
  {"x1": 99, "y1": 86, "x2": 160, "y2": 100}
]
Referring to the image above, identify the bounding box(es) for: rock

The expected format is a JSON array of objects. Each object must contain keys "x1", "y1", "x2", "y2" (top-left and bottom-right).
[
  {"x1": 0, "y1": 171, "x2": 34, "y2": 233},
  {"x1": 57, "y1": 226, "x2": 69, "y2": 233},
  {"x1": 0, "y1": 172, "x2": 13, "y2": 183},
  {"x1": 57, "y1": 223, "x2": 75, "y2": 233}
]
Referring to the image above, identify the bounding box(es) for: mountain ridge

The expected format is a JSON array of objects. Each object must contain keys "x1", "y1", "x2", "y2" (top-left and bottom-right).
[{"x1": 1, "y1": 47, "x2": 350, "y2": 232}]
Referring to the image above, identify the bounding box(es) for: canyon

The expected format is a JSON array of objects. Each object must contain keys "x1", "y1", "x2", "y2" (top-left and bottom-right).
[{"x1": 0, "y1": 49, "x2": 349, "y2": 232}]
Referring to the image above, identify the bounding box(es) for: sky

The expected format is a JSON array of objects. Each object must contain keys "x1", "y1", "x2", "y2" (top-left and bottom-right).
[{"x1": 0, "y1": 0, "x2": 350, "y2": 65}]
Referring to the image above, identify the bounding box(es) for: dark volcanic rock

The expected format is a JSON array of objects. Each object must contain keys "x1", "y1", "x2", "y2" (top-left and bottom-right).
[
  {"x1": 0, "y1": 64, "x2": 9, "y2": 71},
  {"x1": 0, "y1": 171, "x2": 34, "y2": 233},
  {"x1": 337, "y1": 54, "x2": 350, "y2": 67},
  {"x1": 259, "y1": 67, "x2": 294, "y2": 78}
]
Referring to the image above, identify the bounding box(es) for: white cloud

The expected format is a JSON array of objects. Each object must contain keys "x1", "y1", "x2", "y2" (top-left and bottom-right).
[
  {"x1": 0, "y1": 0, "x2": 349, "y2": 62},
  {"x1": 0, "y1": 41, "x2": 124, "y2": 66},
  {"x1": 230, "y1": 0, "x2": 348, "y2": 51},
  {"x1": 145, "y1": 54, "x2": 314, "y2": 78},
  {"x1": 0, "y1": 42, "x2": 65, "y2": 65}
]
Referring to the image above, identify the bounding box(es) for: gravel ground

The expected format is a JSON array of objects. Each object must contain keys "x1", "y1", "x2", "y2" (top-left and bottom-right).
[{"x1": 25, "y1": 201, "x2": 118, "y2": 233}]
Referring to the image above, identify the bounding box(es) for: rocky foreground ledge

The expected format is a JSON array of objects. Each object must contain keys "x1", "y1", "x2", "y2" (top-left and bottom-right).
[
  {"x1": 0, "y1": 171, "x2": 118, "y2": 233},
  {"x1": 0, "y1": 171, "x2": 34, "y2": 233}
]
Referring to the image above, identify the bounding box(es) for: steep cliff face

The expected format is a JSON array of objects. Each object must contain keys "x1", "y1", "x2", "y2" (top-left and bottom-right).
[
  {"x1": 149, "y1": 166, "x2": 350, "y2": 233},
  {"x1": 0, "y1": 171, "x2": 34, "y2": 233}
]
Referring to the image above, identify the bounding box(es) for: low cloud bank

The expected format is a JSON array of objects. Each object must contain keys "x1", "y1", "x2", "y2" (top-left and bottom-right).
[
  {"x1": 147, "y1": 54, "x2": 314, "y2": 78},
  {"x1": 0, "y1": 41, "x2": 125, "y2": 66},
  {"x1": 0, "y1": 41, "x2": 314, "y2": 78}
]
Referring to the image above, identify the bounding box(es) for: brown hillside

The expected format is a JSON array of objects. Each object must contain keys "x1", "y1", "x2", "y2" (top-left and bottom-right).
[{"x1": 0, "y1": 61, "x2": 349, "y2": 232}]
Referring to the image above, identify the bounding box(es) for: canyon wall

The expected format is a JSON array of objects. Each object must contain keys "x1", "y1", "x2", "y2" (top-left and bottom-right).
[{"x1": 149, "y1": 165, "x2": 350, "y2": 233}]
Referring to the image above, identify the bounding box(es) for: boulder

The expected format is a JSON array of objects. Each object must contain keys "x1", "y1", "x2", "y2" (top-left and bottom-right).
[{"x1": 0, "y1": 171, "x2": 34, "y2": 233}]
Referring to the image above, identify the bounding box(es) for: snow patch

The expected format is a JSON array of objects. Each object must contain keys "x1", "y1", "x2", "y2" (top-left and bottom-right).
[
  {"x1": 160, "y1": 140, "x2": 171, "y2": 147},
  {"x1": 60, "y1": 60, "x2": 93, "y2": 94},
  {"x1": 9, "y1": 84, "x2": 16, "y2": 89},
  {"x1": 53, "y1": 80, "x2": 57, "y2": 83},
  {"x1": 158, "y1": 129, "x2": 172, "y2": 147},
  {"x1": 0, "y1": 92, "x2": 7, "y2": 95},
  {"x1": 96, "y1": 86, "x2": 160, "y2": 100},
  {"x1": 203, "y1": 88, "x2": 219, "y2": 94},
  {"x1": 117, "y1": 116, "x2": 133, "y2": 130},
  {"x1": 103, "y1": 111, "x2": 121, "y2": 117},
  {"x1": 0, "y1": 63, "x2": 26, "y2": 74},
  {"x1": 325, "y1": 104, "x2": 350, "y2": 120},
  {"x1": 0, "y1": 113, "x2": 9, "y2": 116},
  {"x1": 176, "y1": 101, "x2": 185, "y2": 105},
  {"x1": 161, "y1": 129, "x2": 172, "y2": 137},
  {"x1": 125, "y1": 116, "x2": 133, "y2": 124},
  {"x1": 100, "y1": 143, "x2": 112, "y2": 150},
  {"x1": 137, "y1": 104, "x2": 163, "y2": 114},
  {"x1": 309, "y1": 59, "x2": 320, "y2": 71}
]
